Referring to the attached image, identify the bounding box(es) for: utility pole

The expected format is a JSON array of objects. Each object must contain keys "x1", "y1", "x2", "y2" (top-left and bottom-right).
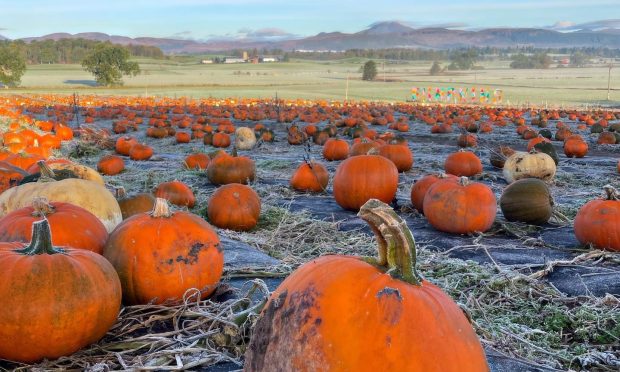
[
  {"x1": 607, "y1": 63, "x2": 613, "y2": 101},
  {"x1": 383, "y1": 60, "x2": 386, "y2": 82},
  {"x1": 345, "y1": 75, "x2": 349, "y2": 102}
]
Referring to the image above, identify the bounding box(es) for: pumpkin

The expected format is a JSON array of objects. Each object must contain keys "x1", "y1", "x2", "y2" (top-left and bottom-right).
[
  {"x1": 499, "y1": 179, "x2": 553, "y2": 225},
  {"x1": 244, "y1": 199, "x2": 488, "y2": 372},
  {"x1": 457, "y1": 133, "x2": 477, "y2": 148},
  {"x1": 489, "y1": 146, "x2": 515, "y2": 168},
  {"x1": 410, "y1": 173, "x2": 457, "y2": 213},
  {"x1": 0, "y1": 198, "x2": 108, "y2": 254},
  {"x1": 115, "y1": 187, "x2": 156, "y2": 220},
  {"x1": 322, "y1": 138, "x2": 349, "y2": 161},
  {"x1": 378, "y1": 144, "x2": 413, "y2": 172},
  {"x1": 4, "y1": 153, "x2": 45, "y2": 171},
  {"x1": 423, "y1": 177, "x2": 496, "y2": 234},
  {"x1": 97, "y1": 154, "x2": 125, "y2": 176},
  {"x1": 175, "y1": 131, "x2": 191, "y2": 144},
  {"x1": 290, "y1": 161, "x2": 329, "y2": 193},
  {"x1": 31, "y1": 160, "x2": 105, "y2": 185},
  {"x1": 0, "y1": 161, "x2": 25, "y2": 194},
  {"x1": 0, "y1": 219, "x2": 121, "y2": 363},
  {"x1": 526, "y1": 136, "x2": 550, "y2": 151},
  {"x1": 333, "y1": 155, "x2": 398, "y2": 211},
  {"x1": 212, "y1": 132, "x2": 231, "y2": 148},
  {"x1": 104, "y1": 198, "x2": 224, "y2": 305},
  {"x1": 0, "y1": 177, "x2": 122, "y2": 233},
  {"x1": 129, "y1": 143, "x2": 154, "y2": 161},
  {"x1": 597, "y1": 132, "x2": 617, "y2": 145},
  {"x1": 235, "y1": 127, "x2": 257, "y2": 150},
  {"x1": 349, "y1": 140, "x2": 380, "y2": 156},
  {"x1": 206, "y1": 150, "x2": 256, "y2": 185},
  {"x1": 115, "y1": 136, "x2": 138, "y2": 156},
  {"x1": 184, "y1": 153, "x2": 210, "y2": 170},
  {"x1": 207, "y1": 183, "x2": 261, "y2": 231},
  {"x1": 564, "y1": 138, "x2": 588, "y2": 158},
  {"x1": 444, "y1": 151, "x2": 482, "y2": 177},
  {"x1": 574, "y1": 185, "x2": 620, "y2": 251},
  {"x1": 503, "y1": 150, "x2": 556, "y2": 184},
  {"x1": 533, "y1": 142, "x2": 559, "y2": 165},
  {"x1": 153, "y1": 180, "x2": 196, "y2": 208}
]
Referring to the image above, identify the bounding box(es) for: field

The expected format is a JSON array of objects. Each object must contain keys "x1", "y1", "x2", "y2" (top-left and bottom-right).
[
  {"x1": 3, "y1": 58, "x2": 620, "y2": 106},
  {"x1": 0, "y1": 94, "x2": 619, "y2": 371}
]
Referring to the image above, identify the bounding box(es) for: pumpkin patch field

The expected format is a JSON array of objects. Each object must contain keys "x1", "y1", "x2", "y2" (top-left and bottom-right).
[{"x1": 1, "y1": 94, "x2": 619, "y2": 371}]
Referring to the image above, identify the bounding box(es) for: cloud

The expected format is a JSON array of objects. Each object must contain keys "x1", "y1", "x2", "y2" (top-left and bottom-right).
[
  {"x1": 246, "y1": 27, "x2": 294, "y2": 38},
  {"x1": 207, "y1": 27, "x2": 299, "y2": 41},
  {"x1": 544, "y1": 19, "x2": 620, "y2": 31},
  {"x1": 424, "y1": 22, "x2": 469, "y2": 29}
]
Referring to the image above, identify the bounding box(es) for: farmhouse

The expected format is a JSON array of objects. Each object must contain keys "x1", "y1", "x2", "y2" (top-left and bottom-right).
[{"x1": 223, "y1": 57, "x2": 247, "y2": 64}]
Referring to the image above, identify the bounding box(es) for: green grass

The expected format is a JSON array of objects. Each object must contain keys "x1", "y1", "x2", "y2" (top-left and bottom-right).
[{"x1": 3, "y1": 58, "x2": 619, "y2": 106}]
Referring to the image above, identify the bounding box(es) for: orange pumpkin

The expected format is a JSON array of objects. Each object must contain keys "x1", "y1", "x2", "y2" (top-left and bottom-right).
[
  {"x1": 128, "y1": 143, "x2": 154, "y2": 161},
  {"x1": 212, "y1": 132, "x2": 231, "y2": 148},
  {"x1": 410, "y1": 173, "x2": 458, "y2": 213},
  {"x1": 0, "y1": 219, "x2": 121, "y2": 362},
  {"x1": 322, "y1": 138, "x2": 349, "y2": 161},
  {"x1": 378, "y1": 144, "x2": 413, "y2": 172},
  {"x1": 245, "y1": 199, "x2": 488, "y2": 372},
  {"x1": 206, "y1": 150, "x2": 256, "y2": 185},
  {"x1": 0, "y1": 198, "x2": 108, "y2": 254},
  {"x1": 115, "y1": 136, "x2": 138, "y2": 156},
  {"x1": 175, "y1": 131, "x2": 191, "y2": 143},
  {"x1": 0, "y1": 161, "x2": 25, "y2": 194},
  {"x1": 290, "y1": 161, "x2": 329, "y2": 193},
  {"x1": 153, "y1": 180, "x2": 196, "y2": 208},
  {"x1": 184, "y1": 153, "x2": 210, "y2": 170},
  {"x1": 333, "y1": 155, "x2": 398, "y2": 211},
  {"x1": 423, "y1": 177, "x2": 497, "y2": 234},
  {"x1": 207, "y1": 183, "x2": 261, "y2": 231},
  {"x1": 97, "y1": 154, "x2": 125, "y2": 175},
  {"x1": 574, "y1": 186, "x2": 620, "y2": 251},
  {"x1": 104, "y1": 198, "x2": 223, "y2": 305},
  {"x1": 563, "y1": 138, "x2": 588, "y2": 158},
  {"x1": 444, "y1": 151, "x2": 483, "y2": 177},
  {"x1": 115, "y1": 187, "x2": 156, "y2": 220}
]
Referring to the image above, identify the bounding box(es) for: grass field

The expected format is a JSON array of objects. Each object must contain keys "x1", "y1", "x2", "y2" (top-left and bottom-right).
[{"x1": 3, "y1": 58, "x2": 619, "y2": 107}]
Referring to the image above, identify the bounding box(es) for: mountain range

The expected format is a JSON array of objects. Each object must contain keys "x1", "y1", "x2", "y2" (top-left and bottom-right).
[{"x1": 3, "y1": 22, "x2": 620, "y2": 54}]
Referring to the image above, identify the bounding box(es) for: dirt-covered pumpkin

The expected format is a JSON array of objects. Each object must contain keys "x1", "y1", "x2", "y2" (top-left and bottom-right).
[
  {"x1": 503, "y1": 150, "x2": 556, "y2": 184},
  {"x1": 444, "y1": 151, "x2": 482, "y2": 177},
  {"x1": 333, "y1": 155, "x2": 398, "y2": 211},
  {"x1": 290, "y1": 161, "x2": 329, "y2": 193},
  {"x1": 574, "y1": 185, "x2": 620, "y2": 251},
  {"x1": 0, "y1": 198, "x2": 108, "y2": 253},
  {"x1": 206, "y1": 150, "x2": 256, "y2": 185},
  {"x1": 235, "y1": 127, "x2": 257, "y2": 150},
  {"x1": 423, "y1": 177, "x2": 497, "y2": 234},
  {"x1": 0, "y1": 219, "x2": 121, "y2": 363},
  {"x1": 0, "y1": 177, "x2": 122, "y2": 232},
  {"x1": 244, "y1": 199, "x2": 488, "y2": 372},
  {"x1": 207, "y1": 183, "x2": 261, "y2": 231},
  {"x1": 104, "y1": 198, "x2": 224, "y2": 304},
  {"x1": 499, "y1": 179, "x2": 553, "y2": 225},
  {"x1": 153, "y1": 180, "x2": 196, "y2": 208}
]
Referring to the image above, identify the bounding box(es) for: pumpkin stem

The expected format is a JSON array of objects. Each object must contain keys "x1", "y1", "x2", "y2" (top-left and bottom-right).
[
  {"x1": 459, "y1": 176, "x2": 470, "y2": 187},
  {"x1": 37, "y1": 160, "x2": 56, "y2": 180},
  {"x1": 151, "y1": 197, "x2": 174, "y2": 218},
  {"x1": 31, "y1": 197, "x2": 55, "y2": 217},
  {"x1": 603, "y1": 185, "x2": 619, "y2": 201},
  {"x1": 15, "y1": 219, "x2": 61, "y2": 255},
  {"x1": 358, "y1": 199, "x2": 422, "y2": 286},
  {"x1": 115, "y1": 186, "x2": 127, "y2": 199}
]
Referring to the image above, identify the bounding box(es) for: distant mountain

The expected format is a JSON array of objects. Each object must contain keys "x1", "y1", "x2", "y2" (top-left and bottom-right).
[
  {"x1": 10, "y1": 21, "x2": 620, "y2": 54},
  {"x1": 0, "y1": 35, "x2": 7, "y2": 41}
]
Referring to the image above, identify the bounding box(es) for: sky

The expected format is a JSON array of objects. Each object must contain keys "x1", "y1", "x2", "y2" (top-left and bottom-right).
[{"x1": 1, "y1": 0, "x2": 620, "y2": 40}]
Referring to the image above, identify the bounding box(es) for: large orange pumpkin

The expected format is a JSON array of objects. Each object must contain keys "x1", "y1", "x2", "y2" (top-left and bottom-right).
[
  {"x1": 207, "y1": 183, "x2": 261, "y2": 231},
  {"x1": 206, "y1": 150, "x2": 256, "y2": 185},
  {"x1": 290, "y1": 161, "x2": 329, "y2": 193},
  {"x1": 410, "y1": 173, "x2": 458, "y2": 213},
  {"x1": 574, "y1": 185, "x2": 620, "y2": 251},
  {"x1": 322, "y1": 138, "x2": 349, "y2": 161},
  {"x1": 333, "y1": 155, "x2": 398, "y2": 211},
  {"x1": 0, "y1": 198, "x2": 108, "y2": 254},
  {"x1": 563, "y1": 138, "x2": 588, "y2": 158},
  {"x1": 104, "y1": 198, "x2": 224, "y2": 305},
  {"x1": 0, "y1": 219, "x2": 121, "y2": 363},
  {"x1": 423, "y1": 177, "x2": 497, "y2": 234},
  {"x1": 444, "y1": 151, "x2": 483, "y2": 177},
  {"x1": 244, "y1": 199, "x2": 488, "y2": 371}
]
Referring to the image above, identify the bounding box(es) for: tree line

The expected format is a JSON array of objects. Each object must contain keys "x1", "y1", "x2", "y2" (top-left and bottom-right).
[{"x1": 4, "y1": 39, "x2": 164, "y2": 65}]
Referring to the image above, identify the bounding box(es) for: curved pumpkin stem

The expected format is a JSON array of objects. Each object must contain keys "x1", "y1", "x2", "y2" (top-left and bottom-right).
[
  {"x1": 603, "y1": 185, "x2": 619, "y2": 201},
  {"x1": 32, "y1": 197, "x2": 55, "y2": 217},
  {"x1": 358, "y1": 199, "x2": 422, "y2": 286},
  {"x1": 151, "y1": 197, "x2": 174, "y2": 218},
  {"x1": 115, "y1": 186, "x2": 127, "y2": 199},
  {"x1": 15, "y1": 219, "x2": 61, "y2": 255}
]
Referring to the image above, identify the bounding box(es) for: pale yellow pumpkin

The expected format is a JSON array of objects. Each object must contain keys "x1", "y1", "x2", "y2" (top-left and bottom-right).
[
  {"x1": 503, "y1": 151, "x2": 556, "y2": 184},
  {"x1": 234, "y1": 127, "x2": 257, "y2": 150}
]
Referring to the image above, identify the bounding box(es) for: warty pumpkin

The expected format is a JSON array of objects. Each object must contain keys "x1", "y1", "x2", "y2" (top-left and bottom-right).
[
  {"x1": 333, "y1": 154, "x2": 398, "y2": 211},
  {"x1": 0, "y1": 219, "x2": 121, "y2": 363},
  {"x1": 423, "y1": 177, "x2": 497, "y2": 234},
  {"x1": 207, "y1": 183, "x2": 261, "y2": 231},
  {"x1": 244, "y1": 199, "x2": 488, "y2": 372},
  {"x1": 574, "y1": 185, "x2": 620, "y2": 251},
  {"x1": 104, "y1": 198, "x2": 224, "y2": 304}
]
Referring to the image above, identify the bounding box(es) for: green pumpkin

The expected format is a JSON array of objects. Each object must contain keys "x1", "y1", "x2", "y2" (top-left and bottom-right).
[
  {"x1": 534, "y1": 142, "x2": 559, "y2": 165},
  {"x1": 500, "y1": 178, "x2": 553, "y2": 225}
]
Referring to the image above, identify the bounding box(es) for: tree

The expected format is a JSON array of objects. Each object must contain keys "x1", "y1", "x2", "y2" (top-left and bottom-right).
[
  {"x1": 0, "y1": 43, "x2": 27, "y2": 87},
  {"x1": 82, "y1": 44, "x2": 140, "y2": 86},
  {"x1": 362, "y1": 60, "x2": 377, "y2": 81},
  {"x1": 447, "y1": 49, "x2": 478, "y2": 70},
  {"x1": 510, "y1": 53, "x2": 553, "y2": 69},
  {"x1": 430, "y1": 61, "x2": 442, "y2": 75},
  {"x1": 570, "y1": 52, "x2": 589, "y2": 67}
]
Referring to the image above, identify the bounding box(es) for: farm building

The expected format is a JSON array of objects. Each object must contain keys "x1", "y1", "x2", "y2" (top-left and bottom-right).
[{"x1": 223, "y1": 57, "x2": 247, "y2": 64}]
